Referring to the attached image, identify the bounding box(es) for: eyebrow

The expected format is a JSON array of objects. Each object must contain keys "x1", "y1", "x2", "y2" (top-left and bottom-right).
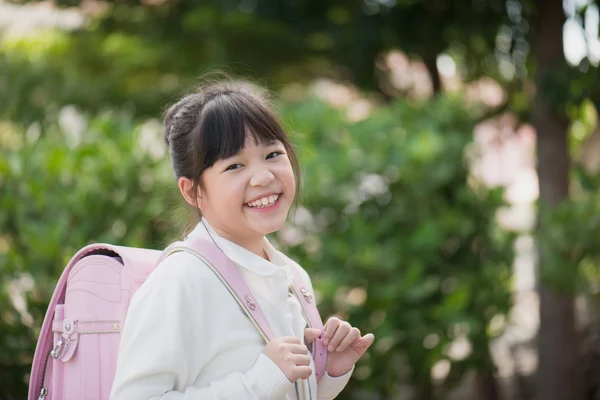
[{"x1": 218, "y1": 139, "x2": 282, "y2": 162}]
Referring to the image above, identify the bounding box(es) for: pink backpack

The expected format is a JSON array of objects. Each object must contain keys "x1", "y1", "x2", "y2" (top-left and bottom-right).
[{"x1": 29, "y1": 233, "x2": 327, "y2": 400}]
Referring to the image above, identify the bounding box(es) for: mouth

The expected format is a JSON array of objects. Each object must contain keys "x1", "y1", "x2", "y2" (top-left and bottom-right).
[{"x1": 244, "y1": 193, "x2": 282, "y2": 211}]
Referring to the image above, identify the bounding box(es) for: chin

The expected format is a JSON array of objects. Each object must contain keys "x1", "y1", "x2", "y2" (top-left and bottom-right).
[
  {"x1": 261, "y1": 223, "x2": 285, "y2": 235},
  {"x1": 253, "y1": 219, "x2": 286, "y2": 236},
  {"x1": 245, "y1": 208, "x2": 290, "y2": 236}
]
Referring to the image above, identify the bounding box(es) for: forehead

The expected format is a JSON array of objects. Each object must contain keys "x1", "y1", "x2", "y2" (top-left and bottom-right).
[{"x1": 243, "y1": 132, "x2": 281, "y2": 148}]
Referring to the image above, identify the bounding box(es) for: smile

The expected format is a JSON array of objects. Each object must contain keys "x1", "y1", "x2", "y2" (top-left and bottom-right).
[{"x1": 245, "y1": 193, "x2": 281, "y2": 209}]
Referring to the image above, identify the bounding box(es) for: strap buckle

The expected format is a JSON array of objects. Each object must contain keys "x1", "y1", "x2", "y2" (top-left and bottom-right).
[{"x1": 50, "y1": 335, "x2": 71, "y2": 360}]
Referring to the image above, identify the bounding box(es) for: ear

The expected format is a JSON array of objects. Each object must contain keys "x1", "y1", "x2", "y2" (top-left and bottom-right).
[{"x1": 178, "y1": 177, "x2": 202, "y2": 209}]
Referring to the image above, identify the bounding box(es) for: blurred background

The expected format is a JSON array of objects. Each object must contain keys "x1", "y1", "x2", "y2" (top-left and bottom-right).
[{"x1": 2, "y1": 0, "x2": 600, "y2": 399}]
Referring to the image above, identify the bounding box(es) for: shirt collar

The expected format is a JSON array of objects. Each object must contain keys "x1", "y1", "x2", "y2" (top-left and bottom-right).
[{"x1": 188, "y1": 218, "x2": 283, "y2": 276}]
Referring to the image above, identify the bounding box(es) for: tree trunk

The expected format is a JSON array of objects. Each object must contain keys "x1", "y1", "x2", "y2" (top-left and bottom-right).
[
  {"x1": 472, "y1": 337, "x2": 501, "y2": 400},
  {"x1": 424, "y1": 54, "x2": 442, "y2": 95},
  {"x1": 534, "y1": 1, "x2": 580, "y2": 400},
  {"x1": 416, "y1": 378, "x2": 435, "y2": 400},
  {"x1": 475, "y1": 370, "x2": 500, "y2": 400}
]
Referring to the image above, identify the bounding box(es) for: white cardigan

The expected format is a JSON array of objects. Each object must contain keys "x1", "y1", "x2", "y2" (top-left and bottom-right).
[{"x1": 110, "y1": 220, "x2": 352, "y2": 400}]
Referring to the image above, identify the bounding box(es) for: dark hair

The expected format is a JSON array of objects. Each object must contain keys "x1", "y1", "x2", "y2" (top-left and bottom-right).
[{"x1": 163, "y1": 78, "x2": 301, "y2": 222}]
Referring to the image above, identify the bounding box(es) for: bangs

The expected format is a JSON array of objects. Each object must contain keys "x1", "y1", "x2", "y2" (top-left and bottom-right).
[{"x1": 195, "y1": 92, "x2": 287, "y2": 170}]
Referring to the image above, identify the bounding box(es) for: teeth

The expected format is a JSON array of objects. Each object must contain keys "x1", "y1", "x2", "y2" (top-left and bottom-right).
[{"x1": 247, "y1": 194, "x2": 279, "y2": 208}]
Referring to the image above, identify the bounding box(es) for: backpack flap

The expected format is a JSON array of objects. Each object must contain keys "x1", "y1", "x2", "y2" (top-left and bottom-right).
[{"x1": 29, "y1": 244, "x2": 161, "y2": 400}]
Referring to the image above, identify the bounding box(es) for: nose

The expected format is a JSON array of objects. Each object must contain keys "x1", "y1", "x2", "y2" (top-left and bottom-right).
[{"x1": 249, "y1": 165, "x2": 275, "y2": 187}]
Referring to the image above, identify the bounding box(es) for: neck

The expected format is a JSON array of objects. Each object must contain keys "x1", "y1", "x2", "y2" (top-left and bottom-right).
[{"x1": 206, "y1": 222, "x2": 268, "y2": 260}]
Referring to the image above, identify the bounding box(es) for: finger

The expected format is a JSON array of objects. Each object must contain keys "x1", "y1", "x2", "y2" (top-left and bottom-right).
[
  {"x1": 282, "y1": 336, "x2": 302, "y2": 345},
  {"x1": 334, "y1": 327, "x2": 361, "y2": 352},
  {"x1": 292, "y1": 366, "x2": 313, "y2": 380},
  {"x1": 289, "y1": 354, "x2": 311, "y2": 366},
  {"x1": 327, "y1": 322, "x2": 351, "y2": 352},
  {"x1": 304, "y1": 328, "x2": 321, "y2": 344},
  {"x1": 353, "y1": 333, "x2": 375, "y2": 349},
  {"x1": 288, "y1": 344, "x2": 309, "y2": 355},
  {"x1": 323, "y1": 317, "x2": 341, "y2": 346}
]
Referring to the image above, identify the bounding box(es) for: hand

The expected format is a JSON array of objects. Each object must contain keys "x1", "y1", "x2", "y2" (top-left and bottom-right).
[
  {"x1": 305, "y1": 317, "x2": 374, "y2": 378},
  {"x1": 263, "y1": 336, "x2": 312, "y2": 382}
]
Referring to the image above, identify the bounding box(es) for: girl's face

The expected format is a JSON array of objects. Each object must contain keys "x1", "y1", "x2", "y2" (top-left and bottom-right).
[{"x1": 198, "y1": 135, "x2": 296, "y2": 244}]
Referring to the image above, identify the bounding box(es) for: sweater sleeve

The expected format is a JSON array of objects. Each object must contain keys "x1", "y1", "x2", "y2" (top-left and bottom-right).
[
  {"x1": 316, "y1": 368, "x2": 354, "y2": 400},
  {"x1": 109, "y1": 272, "x2": 293, "y2": 400}
]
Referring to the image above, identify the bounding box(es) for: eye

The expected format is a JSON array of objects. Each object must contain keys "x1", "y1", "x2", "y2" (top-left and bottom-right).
[
  {"x1": 225, "y1": 163, "x2": 243, "y2": 172},
  {"x1": 266, "y1": 151, "x2": 284, "y2": 160}
]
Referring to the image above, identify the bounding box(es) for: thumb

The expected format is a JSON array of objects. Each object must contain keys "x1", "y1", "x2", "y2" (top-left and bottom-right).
[
  {"x1": 355, "y1": 333, "x2": 375, "y2": 348},
  {"x1": 304, "y1": 328, "x2": 322, "y2": 344}
]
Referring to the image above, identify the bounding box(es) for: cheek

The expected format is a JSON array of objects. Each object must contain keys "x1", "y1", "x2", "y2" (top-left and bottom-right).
[
  {"x1": 280, "y1": 165, "x2": 296, "y2": 196},
  {"x1": 222, "y1": 177, "x2": 248, "y2": 208},
  {"x1": 201, "y1": 177, "x2": 245, "y2": 212}
]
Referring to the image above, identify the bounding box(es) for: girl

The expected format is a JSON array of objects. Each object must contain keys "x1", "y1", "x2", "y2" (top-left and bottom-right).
[{"x1": 110, "y1": 79, "x2": 374, "y2": 400}]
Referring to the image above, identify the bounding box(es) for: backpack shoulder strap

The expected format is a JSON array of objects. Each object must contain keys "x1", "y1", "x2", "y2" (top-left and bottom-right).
[
  {"x1": 288, "y1": 267, "x2": 328, "y2": 382},
  {"x1": 163, "y1": 236, "x2": 276, "y2": 342}
]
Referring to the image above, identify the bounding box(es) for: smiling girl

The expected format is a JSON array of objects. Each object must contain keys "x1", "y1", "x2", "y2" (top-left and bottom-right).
[{"x1": 109, "y1": 79, "x2": 374, "y2": 400}]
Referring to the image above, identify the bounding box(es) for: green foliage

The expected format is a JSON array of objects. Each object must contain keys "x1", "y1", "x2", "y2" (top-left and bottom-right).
[
  {"x1": 0, "y1": 0, "x2": 518, "y2": 125},
  {"x1": 0, "y1": 30, "x2": 188, "y2": 123},
  {"x1": 538, "y1": 99, "x2": 600, "y2": 295},
  {"x1": 0, "y1": 1, "x2": 314, "y2": 124},
  {"x1": 537, "y1": 166, "x2": 600, "y2": 294}
]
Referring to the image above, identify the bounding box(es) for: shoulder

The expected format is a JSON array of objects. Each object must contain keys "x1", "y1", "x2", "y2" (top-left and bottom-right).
[
  {"x1": 148, "y1": 250, "x2": 215, "y2": 283},
  {"x1": 138, "y1": 249, "x2": 228, "y2": 305}
]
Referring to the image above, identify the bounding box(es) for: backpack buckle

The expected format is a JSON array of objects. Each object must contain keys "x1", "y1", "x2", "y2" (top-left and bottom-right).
[
  {"x1": 51, "y1": 336, "x2": 70, "y2": 360},
  {"x1": 51, "y1": 318, "x2": 76, "y2": 360}
]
